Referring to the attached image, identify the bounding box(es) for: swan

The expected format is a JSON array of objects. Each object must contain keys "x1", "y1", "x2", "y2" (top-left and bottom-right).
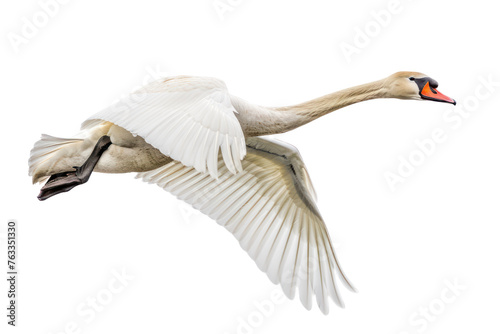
[{"x1": 28, "y1": 71, "x2": 455, "y2": 314}]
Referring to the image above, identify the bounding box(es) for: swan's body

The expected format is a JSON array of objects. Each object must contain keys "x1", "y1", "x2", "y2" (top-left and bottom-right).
[{"x1": 29, "y1": 72, "x2": 455, "y2": 314}]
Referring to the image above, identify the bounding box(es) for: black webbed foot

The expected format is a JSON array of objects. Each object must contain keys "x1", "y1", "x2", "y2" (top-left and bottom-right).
[
  {"x1": 37, "y1": 171, "x2": 84, "y2": 201},
  {"x1": 37, "y1": 135, "x2": 112, "y2": 201}
]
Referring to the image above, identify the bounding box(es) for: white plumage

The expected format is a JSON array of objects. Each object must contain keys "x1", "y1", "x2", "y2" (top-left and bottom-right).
[
  {"x1": 83, "y1": 76, "x2": 246, "y2": 179},
  {"x1": 137, "y1": 137, "x2": 356, "y2": 313},
  {"x1": 29, "y1": 72, "x2": 455, "y2": 314}
]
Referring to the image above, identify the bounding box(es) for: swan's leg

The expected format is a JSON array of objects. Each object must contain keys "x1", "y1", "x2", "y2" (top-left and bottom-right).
[{"x1": 37, "y1": 136, "x2": 112, "y2": 201}]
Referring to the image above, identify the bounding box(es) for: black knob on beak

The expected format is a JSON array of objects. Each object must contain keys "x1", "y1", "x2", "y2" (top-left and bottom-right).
[{"x1": 428, "y1": 78, "x2": 439, "y2": 89}]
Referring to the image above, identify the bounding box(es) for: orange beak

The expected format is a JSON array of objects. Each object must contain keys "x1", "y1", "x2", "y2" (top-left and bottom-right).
[{"x1": 420, "y1": 82, "x2": 456, "y2": 105}]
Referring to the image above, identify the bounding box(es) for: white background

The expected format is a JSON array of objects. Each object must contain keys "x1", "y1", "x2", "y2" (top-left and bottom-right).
[{"x1": 1, "y1": 0, "x2": 499, "y2": 333}]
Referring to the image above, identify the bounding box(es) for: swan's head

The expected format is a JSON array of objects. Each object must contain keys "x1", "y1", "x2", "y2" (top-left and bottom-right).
[{"x1": 385, "y1": 71, "x2": 456, "y2": 105}]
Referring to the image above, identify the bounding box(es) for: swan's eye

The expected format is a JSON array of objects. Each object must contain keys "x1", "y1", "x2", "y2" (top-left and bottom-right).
[{"x1": 409, "y1": 77, "x2": 415, "y2": 81}]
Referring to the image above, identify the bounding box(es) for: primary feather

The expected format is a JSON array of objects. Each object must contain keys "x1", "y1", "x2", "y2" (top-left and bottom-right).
[{"x1": 136, "y1": 137, "x2": 356, "y2": 314}]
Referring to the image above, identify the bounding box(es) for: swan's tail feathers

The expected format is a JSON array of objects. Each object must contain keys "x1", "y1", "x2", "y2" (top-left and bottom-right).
[{"x1": 28, "y1": 134, "x2": 84, "y2": 184}]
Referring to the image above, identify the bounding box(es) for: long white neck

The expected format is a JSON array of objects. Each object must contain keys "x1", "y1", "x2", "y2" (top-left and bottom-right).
[{"x1": 232, "y1": 79, "x2": 388, "y2": 137}]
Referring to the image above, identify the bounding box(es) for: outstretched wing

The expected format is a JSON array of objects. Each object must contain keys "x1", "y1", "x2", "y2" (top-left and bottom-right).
[
  {"x1": 82, "y1": 76, "x2": 246, "y2": 179},
  {"x1": 136, "y1": 137, "x2": 355, "y2": 314}
]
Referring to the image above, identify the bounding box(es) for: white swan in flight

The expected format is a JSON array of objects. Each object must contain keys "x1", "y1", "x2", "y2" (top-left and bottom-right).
[{"x1": 28, "y1": 72, "x2": 455, "y2": 314}]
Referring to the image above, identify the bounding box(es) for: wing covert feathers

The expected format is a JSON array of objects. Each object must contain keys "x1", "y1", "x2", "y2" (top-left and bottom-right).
[{"x1": 82, "y1": 76, "x2": 246, "y2": 179}]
